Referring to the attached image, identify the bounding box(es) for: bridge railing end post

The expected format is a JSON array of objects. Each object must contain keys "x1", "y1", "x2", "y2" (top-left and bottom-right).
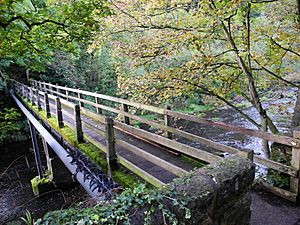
[{"x1": 290, "y1": 129, "x2": 300, "y2": 202}]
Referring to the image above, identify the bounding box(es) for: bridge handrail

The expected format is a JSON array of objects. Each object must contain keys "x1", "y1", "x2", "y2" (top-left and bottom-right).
[{"x1": 29, "y1": 79, "x2": 300, "y2": 148}]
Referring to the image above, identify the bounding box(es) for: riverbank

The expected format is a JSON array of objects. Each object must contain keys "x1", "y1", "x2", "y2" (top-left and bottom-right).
[{"x1": 0, "y1": 141, "x2": 87, "y2": 225}]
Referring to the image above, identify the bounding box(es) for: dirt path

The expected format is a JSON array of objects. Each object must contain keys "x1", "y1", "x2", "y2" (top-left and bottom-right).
[{"x1": 251, "y1": 190, "x2": 300, "y2": 225}]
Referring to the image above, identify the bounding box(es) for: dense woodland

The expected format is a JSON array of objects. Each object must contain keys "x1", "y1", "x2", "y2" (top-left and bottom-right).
[{"x1": 0, "y1": 0, "x2": 300, "y2": 224}]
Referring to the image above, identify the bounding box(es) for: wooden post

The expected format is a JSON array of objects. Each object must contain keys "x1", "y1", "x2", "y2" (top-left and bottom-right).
[
  {"x1": 56, "y1": 97, "x2": 64, "y2": 128},
  {"x1": 238, "y1": 148, "x2": 254, "y2": 161},
  {"x1": 164, "y1": 106, "x2": 173, "y2": 139},
  {"x1": 22, "y1": 85, "x2": 25, "y2": 97},
  {"x1": 74, "y1": 104, "x2": 84, "y2": 143},
  {"x1": 65, "y1": 88, "x2": 69, "y2": 101},
  {"x1": 43, "y1": 83, "x2": 47, "y2": 93},
  {"x1": 26, "y1": 86, "x2": 30, "y2": 101},
  {"x1": 37, "y1": 89, "x2": 42, "y2": 111},
  {"x1": 41, "y1": 137, "x2": 53, "y2": 180},
  {"x1": 105, "y1": 117, "x2": 118, "y2": 176},
  {"x1": 52, "y1": 85, "x2": 56, "y2": 96},
  {"x1": 95, "y1": 93, "x2": 103, "y2": 115},
  {"x1": 38, "y1": 82, "x2": 42, "y2": 91},
  {"x1": 44, "y1": 93, "x2": 51, "y2": 118},
  {"x1": 290, "y1": 128, "x2": 300, "y2": 200},
  {"x1": 123, "y1": 104, "x2": 130, "y2": 125},
  {"x1": 78, "y1": 91, "x2": 84, "y2": 108},
  {"x1": 31, "y1": 88, "x2": 36, "y2": 105}
]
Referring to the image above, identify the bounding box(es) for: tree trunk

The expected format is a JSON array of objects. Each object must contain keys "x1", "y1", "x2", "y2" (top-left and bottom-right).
[
  {"x1": 292, "y1": 88, "x2": 300, "y2": 128},
  {"x1": 261, "y1": 115, "x2": 270, "y2": 158}
]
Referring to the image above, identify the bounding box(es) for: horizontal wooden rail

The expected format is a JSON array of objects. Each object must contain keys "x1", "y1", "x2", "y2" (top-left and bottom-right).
[
  {"x1": 81, "y1": 120, "x2": 106, "y2": 137},
  {"x1": 258, "y1": 181, "x2": 297, "y2": 202},
  {"x1": 166, "y1": 110, "x2": 300, "y2": 148},
  {"x1": 78, "y1": 127, "x2": 165, "y2": 187},
  {"x1": 31, "y1": 80, "x2": 300, "y2": 148},
  {"x1": 254, "y1": 156, "x2": 298, "y2": 177},
  {"x1": 80, "y1": 107, "x2": 106, "y2": 124},
  {"x1": 114, "y1": 121, "x2": 221, "y2": 163},
  {"x1": 32, "y1": 80, "x2": 165, "y2": 114},
  {"x1": 116, "y1": 138, "x2": 187, "y2": 177}
]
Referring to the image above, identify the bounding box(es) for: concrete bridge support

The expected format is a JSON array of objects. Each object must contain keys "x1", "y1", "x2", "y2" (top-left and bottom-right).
[
  {"x1": 41, "y1": 137, "x2": 74, "y2": 187},
  {"x1": 29, "y1": 125, "x2": 75, "y2": 196}
]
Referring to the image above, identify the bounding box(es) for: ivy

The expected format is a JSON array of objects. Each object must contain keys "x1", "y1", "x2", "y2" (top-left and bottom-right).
[
  {"x1": 0, "y1": 107, "x2": 28, "y2": 143},
  {"x1": 35, "y1": 184, "x2": 191, "y2": 224}
]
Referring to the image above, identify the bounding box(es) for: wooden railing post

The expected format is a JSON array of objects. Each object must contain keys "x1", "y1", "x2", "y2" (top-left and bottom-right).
[
  {"x1": 31, "y1": 88, "x2": 35, "y2": 105},
  {"x1": 74, "y1": 104, "x2": 84, "y2": 143},
  {"x1": 78, "y1": 91, "x2": 84, "y2": 108},
  {"x1": 123, "y1": 104, "x2": 130, "y2": 125},
  {"x1": 290, "y1": 128, "x2": 300, "y2": 200},
  {"x1": 52, "y1": 85, "x2": 56, "y2": 96},
  {"x1": 26, "y1": 86, "x2": 30, "y2": 101},
  {"x1": 21, "y1": 85, "x2": 25, "y2": 97},
  {"x1": 105, "y1": 117, "x2": 118, "y2": 176},
  {"x1": 164, "y1": 106, "x2": 173, "y2": 139},
  {"x1": 56, "y1": 97, "x2": 64, "y2": 128},
  {"x1": 44, "y1": 93, "x2": 51, "y2": 118},
  {"x1": 38, "y1": 82, "x2": 42, "y2": 91},
  {"x1": 43, "y1": 83, "x2": 47, "y2": 93},
  {"x1": 238, "y1": 148, "x2": 254, "y2": 161},
  {"x1": 65, "y1": 87, "x2": 69, "y2": 101},
  {"x1": 37, "y1": 89, "x2": 42, "y2": 111},
  {"x1": 95, "y1": 92, "x2": 103, "y2": 115}
]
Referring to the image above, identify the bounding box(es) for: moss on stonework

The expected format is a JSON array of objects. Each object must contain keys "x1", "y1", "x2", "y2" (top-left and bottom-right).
[
  {"x1": 181, "y1": 155, "x2": 206, "y2": 168},
  {"x1": 31, "y1": 176, "x2": 50, "y2": 195},
  {"x1": 22, "y1": 97, "x2": 140, "y2": 188}
]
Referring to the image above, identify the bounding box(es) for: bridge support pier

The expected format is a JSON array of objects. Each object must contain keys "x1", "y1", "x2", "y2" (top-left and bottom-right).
[
  {"x1": 30, "y1": 126, "x2": 75, "y2": 196},
  {"x1": 42, "y1": 137, "x2": 74, "y2": 187}
]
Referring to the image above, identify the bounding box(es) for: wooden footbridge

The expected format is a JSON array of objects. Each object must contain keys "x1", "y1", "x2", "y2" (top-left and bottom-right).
[{"x1": 10, "y1": 80, "x2": 300, "y2": 202}]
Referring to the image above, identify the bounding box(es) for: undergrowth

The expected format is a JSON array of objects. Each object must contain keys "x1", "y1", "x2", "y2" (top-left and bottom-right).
[{"x1": 35, "y1": 183, "x2": 191, "y2": 225}]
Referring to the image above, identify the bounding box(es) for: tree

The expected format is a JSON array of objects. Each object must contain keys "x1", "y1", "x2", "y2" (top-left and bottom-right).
[
  {"x1": 100, "y1": 0, "x2": 300, "y2": 157},
  {"x1": 43, "y1": 42, "x2": 117, "y2": 96},
  {"x1": 0, "y1": 0, "x2": 112, "y2": 74}
]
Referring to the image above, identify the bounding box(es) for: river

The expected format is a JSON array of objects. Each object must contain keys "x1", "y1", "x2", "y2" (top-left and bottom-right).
[{"x1": 176, "y1": 87, "x2": 297, "y2": 160}]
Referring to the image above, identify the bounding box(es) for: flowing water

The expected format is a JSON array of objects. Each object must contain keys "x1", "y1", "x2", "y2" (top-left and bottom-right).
[{"x1": 176, "y1": 88, "x2": 298, "y2": 159}]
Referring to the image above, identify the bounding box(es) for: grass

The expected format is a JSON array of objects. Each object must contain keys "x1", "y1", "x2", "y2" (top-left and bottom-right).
[{"x1": 176, "y1": 104, "x2": 213, "y2": 116}]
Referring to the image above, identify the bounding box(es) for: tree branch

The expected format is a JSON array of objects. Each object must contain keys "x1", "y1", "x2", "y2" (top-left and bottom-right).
[
  {"x1": 170, "y1": 77, "x2": 261, "y2": 128},
  {"x1": 252, "y1": 57, "x2": 300, "y2": 88},
  {"x1": 269, "y1": 36, "x2": 300, "y2": 58},
  {"x1": 0, "y1": 15, "x2": 66, "y2": 31}
]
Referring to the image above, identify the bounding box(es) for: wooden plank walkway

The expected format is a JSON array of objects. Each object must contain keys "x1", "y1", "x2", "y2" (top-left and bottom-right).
[{"x1": 43, "y1": 98, "x2": 195, "y2": 185}]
